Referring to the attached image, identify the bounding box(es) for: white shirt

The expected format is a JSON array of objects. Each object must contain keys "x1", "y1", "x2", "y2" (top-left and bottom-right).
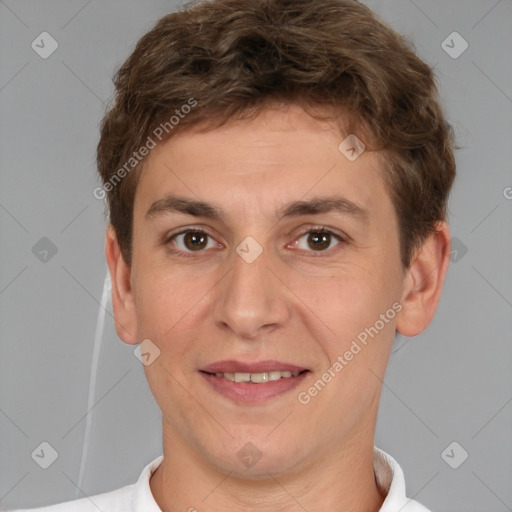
[{"x1": 9, "y1": 447, "x2": 431, "y2": 511}]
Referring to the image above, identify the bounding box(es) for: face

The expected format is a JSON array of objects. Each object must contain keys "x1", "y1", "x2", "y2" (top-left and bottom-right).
[{"x1": 108, "y1": 104, "x2": 438, "y2": 478}]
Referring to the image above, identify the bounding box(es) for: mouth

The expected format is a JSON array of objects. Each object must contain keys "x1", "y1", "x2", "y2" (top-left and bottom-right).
[
  {"x1": 201, "y1": 369, "x2": 307, "y2": 383},
  {"x1": 199, "y1": 360, "x2": 310, "y2": 403}
]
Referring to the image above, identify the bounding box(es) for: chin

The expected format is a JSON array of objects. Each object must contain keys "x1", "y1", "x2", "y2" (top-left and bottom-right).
[{"x1": 204, "y1": 435, "x2": 306, "y2": 479}]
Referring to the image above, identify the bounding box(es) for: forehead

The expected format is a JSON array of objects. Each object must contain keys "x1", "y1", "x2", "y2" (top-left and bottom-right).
[{"x1": 134, "y1": 104, "x2": 393, "y2": 227}]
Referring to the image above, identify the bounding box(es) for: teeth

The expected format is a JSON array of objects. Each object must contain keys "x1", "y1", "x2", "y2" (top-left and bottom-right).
[
  {"x1": 249, "y1": 372, "x2": 268, "y2": 383},
  {"x1": 234, "y1": 372, "x2": 251, "y2": 383},
  {"x1": 213, "y1": 370, "x2": 301, "y2": 383}
]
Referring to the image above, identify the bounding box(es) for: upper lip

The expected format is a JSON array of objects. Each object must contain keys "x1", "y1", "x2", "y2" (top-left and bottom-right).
[{"x1": 200, "y1": 360, "x2": 308, "y2": 374}]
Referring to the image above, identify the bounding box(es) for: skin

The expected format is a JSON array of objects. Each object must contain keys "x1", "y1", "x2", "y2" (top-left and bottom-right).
[{"x1": 105, "y1": 103, "x2": 451, "y2": 512}]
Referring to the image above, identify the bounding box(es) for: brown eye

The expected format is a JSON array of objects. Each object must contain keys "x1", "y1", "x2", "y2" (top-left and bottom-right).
[
  {"x1": 294, "y1": 229, "x2": 344, "y2": 253},
  {"x1": 307, "y1": 232, "x2": 332, "y2": 251},
  {"x1": 183, "y1": 231, "x2": 208, "y2": 251},
  {"x1": 167, "y1": 230, "x2": 217, "y2": 253}
]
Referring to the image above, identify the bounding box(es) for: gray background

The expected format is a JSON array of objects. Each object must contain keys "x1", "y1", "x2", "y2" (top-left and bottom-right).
[{"x1": 0, "y1": 0, "x2": 511, "y2": 510}]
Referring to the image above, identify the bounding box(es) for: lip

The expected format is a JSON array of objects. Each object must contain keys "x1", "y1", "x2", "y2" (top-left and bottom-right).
[
  {"x1": 199, "y1": 360, "x2": 310, "y2": 404},
  {"x1": 200, "y1": 370, "x2": 309, "y2": 403},
  {"x1": 200, "y1": 359, "x2": 308, "y2": 374}
]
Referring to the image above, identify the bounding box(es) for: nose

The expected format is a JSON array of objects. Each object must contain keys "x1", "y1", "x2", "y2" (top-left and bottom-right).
[{"x1": 212, "y1": 245, "x2": 291, "y2": 340}]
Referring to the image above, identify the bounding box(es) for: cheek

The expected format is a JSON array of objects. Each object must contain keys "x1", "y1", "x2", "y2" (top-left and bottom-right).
[
  {"x1": 292, "y1": 263, "x2": 400, "y2": 361},
  {"x1": 133, "y1": 263, "x2": 209, "y2": 345},
  {"x1": 297, "y1": 265, "x2": 383, "y2": 324}
]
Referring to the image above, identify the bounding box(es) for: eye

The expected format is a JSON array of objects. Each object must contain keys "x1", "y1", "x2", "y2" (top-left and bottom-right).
[
  {"x1": 166, "y1": 229, "x2": 219, "y2": 254},
  {"x1": 164, "y1": 226, "x2": 346, "y2": 257},
  {"x1": 293, "y1": 228, "x2": 345, "y2": 253}
]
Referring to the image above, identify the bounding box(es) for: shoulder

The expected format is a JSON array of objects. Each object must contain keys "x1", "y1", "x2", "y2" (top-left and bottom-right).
[
  {"x1": 7, "y1": 483, "x2": 135, "y2": 512},
  {"x1": 7, "y1": 454, "x2": 164, "y2": 512},
  {"x1": 396, "y1": 500, "x2": 432, "y2": 511},
  {"x1": 395, "y1": 499, "x2": 432, "y2": 512}
]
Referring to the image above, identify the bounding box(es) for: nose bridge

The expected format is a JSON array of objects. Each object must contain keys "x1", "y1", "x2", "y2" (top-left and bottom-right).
[{"x1": 213, "y1": 243, "x2": 289, "y2": 338}]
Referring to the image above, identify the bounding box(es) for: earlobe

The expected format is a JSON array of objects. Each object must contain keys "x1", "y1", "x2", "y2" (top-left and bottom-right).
[
  {"x1": 396, "y1": 222, "x2": 451, "y2": 337},
  {"x1": 104, "y1": 225, "x2": 139, "y2": 344}
]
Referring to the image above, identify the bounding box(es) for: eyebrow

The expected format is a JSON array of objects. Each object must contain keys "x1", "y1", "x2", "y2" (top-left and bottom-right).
[{"x1": 145, "y1": 194, "x2": 368, "y2": 223}]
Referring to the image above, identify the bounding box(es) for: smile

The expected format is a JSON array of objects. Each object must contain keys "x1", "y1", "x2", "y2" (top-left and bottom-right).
[
  {"x1": 207, "y1": 370, "x2": 302, "y2": 383},
  {"x1": 200, "y1": 368, "x2": 309, "y2": 403}
]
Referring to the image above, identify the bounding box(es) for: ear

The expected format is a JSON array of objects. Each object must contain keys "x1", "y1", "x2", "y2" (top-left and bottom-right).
[
  {"x1": 105, "y1": 225, "x2": 139, "y2": 344},
  {"x1": 396, "y1": 221, "x2": 451, "y2": 337}
]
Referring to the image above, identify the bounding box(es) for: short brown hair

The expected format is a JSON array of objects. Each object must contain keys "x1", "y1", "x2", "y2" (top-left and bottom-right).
[{"x1": 97, "y1": 0, "x2": 456, "y2": 268}]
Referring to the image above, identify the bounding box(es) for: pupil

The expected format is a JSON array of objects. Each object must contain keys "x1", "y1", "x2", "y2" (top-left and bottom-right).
[
  {"x1": 309, "y1": 232, "x2": 329, "y2": 250},
  {"x1": 185, "y1": 232, "x2": 207, "y2": 250}
]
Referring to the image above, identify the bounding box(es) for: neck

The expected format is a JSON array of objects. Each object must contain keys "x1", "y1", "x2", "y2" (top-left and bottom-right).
[{"x1": 150, "y1": 421, "x2": 385, "y2": 512}]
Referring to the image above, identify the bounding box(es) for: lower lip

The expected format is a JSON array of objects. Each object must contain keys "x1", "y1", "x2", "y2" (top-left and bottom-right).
[{"x1": 200, "y1": 371, "x2": 309, "y2": 403}]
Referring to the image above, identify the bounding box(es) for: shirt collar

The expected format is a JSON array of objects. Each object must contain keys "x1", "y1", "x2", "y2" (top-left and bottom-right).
[
  {"x1": 133, "y1": 447, "x2": 419, "y2": 511},
  {"x1": 373, "y1": 446, "x2": 409, "y2": 511},
  {"x1": 132, "y1": 454, "x2": 163, "y2": 511}
]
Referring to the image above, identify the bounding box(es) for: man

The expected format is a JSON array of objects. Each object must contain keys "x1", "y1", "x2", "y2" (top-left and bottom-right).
[{"x1": 12, "y1": 0, "x2": 455, "y2": 510}]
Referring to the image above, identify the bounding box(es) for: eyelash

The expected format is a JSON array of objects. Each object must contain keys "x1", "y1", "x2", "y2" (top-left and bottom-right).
[{"x1": 163, "y1": 227, "x2": 347, "y2": 258}]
